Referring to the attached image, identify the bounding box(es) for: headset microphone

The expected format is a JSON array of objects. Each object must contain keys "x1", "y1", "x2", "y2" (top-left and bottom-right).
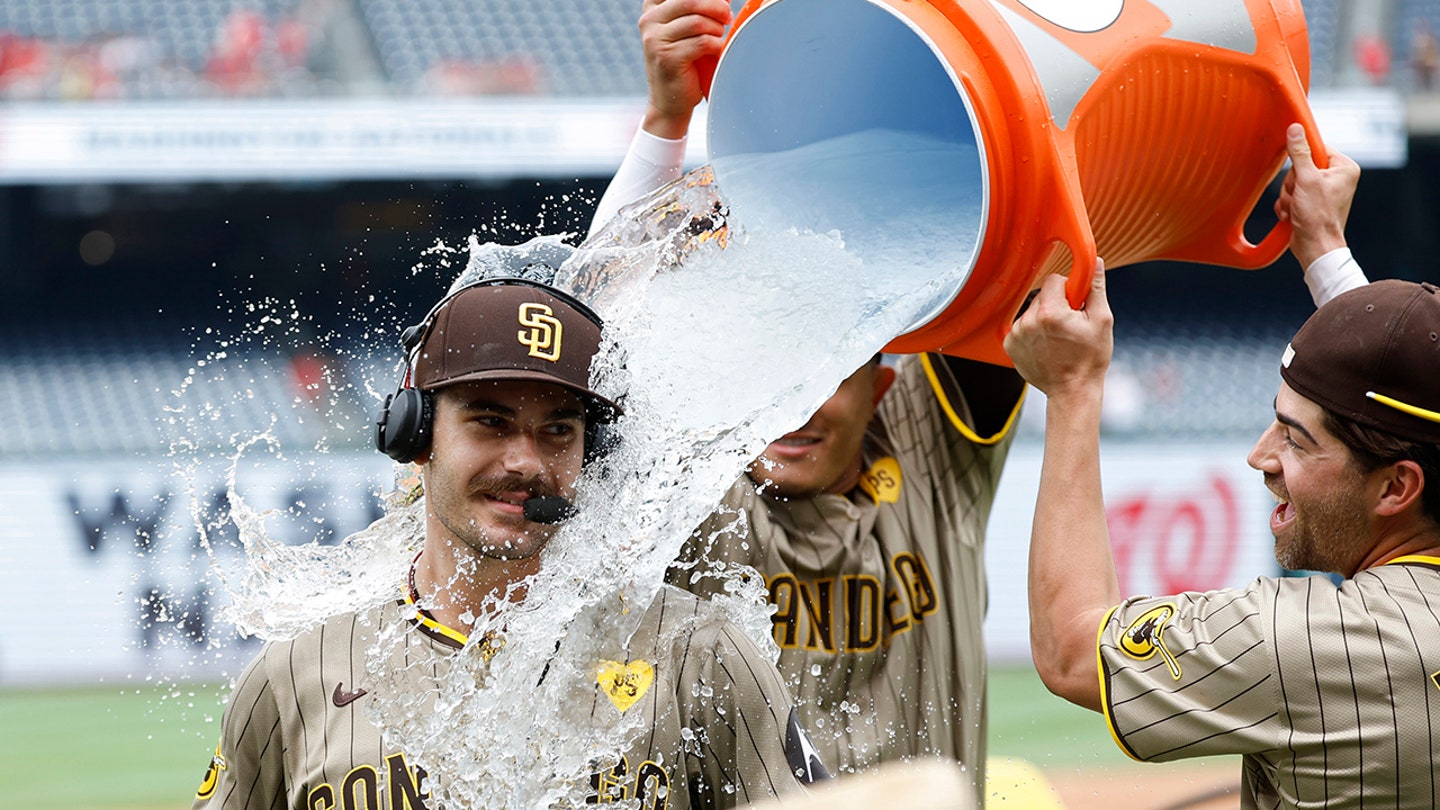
[{"x1": 523, "y1": 496, "x2": 577, "y2": 525}]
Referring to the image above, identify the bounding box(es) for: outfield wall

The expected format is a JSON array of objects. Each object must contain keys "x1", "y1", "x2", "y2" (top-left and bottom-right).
[
  {"x1": 0, "y1": 453, "x2": 395, "y2": 684},
  {"x1": 0, "y1": 441, "x2": 1286, "y2": 685}
]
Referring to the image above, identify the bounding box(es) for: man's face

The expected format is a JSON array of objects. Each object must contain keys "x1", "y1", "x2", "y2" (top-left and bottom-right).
[
  {"x1": 1247, "y1": 382, "x2": 1375, "y2": 575},
  {"x1": 747, "y1": 363, "x2": 888, "y2": 499},
  {"x1": 421, "y1": 380, "x2": 586, "y2": 561}
]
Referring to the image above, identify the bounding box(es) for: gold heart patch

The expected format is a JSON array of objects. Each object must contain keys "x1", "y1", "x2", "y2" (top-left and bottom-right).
[
  {"x1": 859, "y1": 457, "x2": 902, "y2": 504},
  {"x1": 597, "y1": 660, "x2": 655, "y2": 712}
]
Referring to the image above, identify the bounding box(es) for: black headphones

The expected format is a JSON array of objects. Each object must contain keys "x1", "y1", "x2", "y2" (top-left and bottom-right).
[{"x1": 373, "y1": 278, "x2": 619, "y2": 465}]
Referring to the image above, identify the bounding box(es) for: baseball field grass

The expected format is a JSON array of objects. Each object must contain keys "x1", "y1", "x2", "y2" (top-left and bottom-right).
[{"x1": 0, "y1": 666, "x2": 1237, "y2": 810}]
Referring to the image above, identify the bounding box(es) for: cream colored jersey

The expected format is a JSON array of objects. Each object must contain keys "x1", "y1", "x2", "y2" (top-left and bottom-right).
[
  {"x1": 193, "y1": 585, "x2": 813, "y2": 810},
  {"x1": 673, "y1": 354, "x2": 1023, "y2": 790},
  {"x1": 1099, "y1": 556, "x2": 1440, "y2": 809}
]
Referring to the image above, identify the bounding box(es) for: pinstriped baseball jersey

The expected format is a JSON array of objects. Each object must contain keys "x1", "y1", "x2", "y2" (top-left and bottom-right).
[
  {"x1": 1099, "y1": 556, "x2": 1440, "y2": 809},
  {"x1": 672, "y1": 353, "x2": 1022, "y2": 791},
  {"x1": 193, "y1": 584, "x2": 811, "y2": 809}
]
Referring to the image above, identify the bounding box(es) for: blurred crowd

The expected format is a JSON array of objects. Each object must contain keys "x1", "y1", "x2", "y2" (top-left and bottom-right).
[{"x1": 0, "y1": 9, "x2": 315, "y2": 100}]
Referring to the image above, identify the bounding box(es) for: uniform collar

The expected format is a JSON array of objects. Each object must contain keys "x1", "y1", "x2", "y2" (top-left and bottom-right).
[
  {"x1": 1380, "y1": 554, "x2": 1440, "y2": 571},
  {"x1": 402, "y1": 551, "x2": 506, "y2": 660}
]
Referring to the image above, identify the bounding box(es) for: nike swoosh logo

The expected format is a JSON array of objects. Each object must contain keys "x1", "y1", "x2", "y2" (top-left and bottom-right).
[{"x1": 333, "y1": 682, "x2": 368, "y2": 707}]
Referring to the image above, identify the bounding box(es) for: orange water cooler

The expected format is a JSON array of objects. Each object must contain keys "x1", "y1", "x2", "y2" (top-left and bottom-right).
[{"x1": 704, "y1": 0, "x2": 1326, "y2": 365}]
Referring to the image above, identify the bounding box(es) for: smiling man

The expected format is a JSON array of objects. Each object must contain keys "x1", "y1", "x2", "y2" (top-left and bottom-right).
[
  {"x1": 193, "y1": 278, "x2": 821, "y2": 809},
  {"x1": 1005, "y1": 182, "x2": 1440, "y2": 807}
]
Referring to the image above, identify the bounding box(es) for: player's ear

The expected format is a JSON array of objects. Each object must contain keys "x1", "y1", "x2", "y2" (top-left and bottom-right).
[{"x1": 1374, "y1": 459, "x2": 1425, "y2": 518}]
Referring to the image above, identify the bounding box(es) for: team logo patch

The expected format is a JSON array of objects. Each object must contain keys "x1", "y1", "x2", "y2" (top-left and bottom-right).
[
  {"x1": 859, "y1": 457, "x2": 902, "y2": 503},
  {"x1": 517, "y1": 302, "x2": 563, "y2": 361},
  {"x1": 1432, "y1": 670, "x2": 1440, "y2": 695},
  {"x1": 195, "y1": 742, "x2": 227, "y2": 800},
  {"x1": 597, "y1": 659, "x2": 654, "y2": 712},
  {"x1": 1120, "y1": 604, "x2": 1183, "y2": 680}
]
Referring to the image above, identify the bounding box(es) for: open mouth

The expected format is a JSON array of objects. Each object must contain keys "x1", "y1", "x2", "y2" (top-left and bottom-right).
[
  {"x1": 1270, "y1": 497, "x2": 1296, "y2": 531},
  {"x1": 1267, "y1": 481, "x2": 1301, "y2": 533},
  {"x1": 1264, "y1": 475, "x2": 1295, "y2": 532}
]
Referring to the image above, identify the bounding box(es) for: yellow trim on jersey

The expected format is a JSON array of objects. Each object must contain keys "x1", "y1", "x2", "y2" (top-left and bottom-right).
[
  {"x1": 1097, "y1": 604, "x2": 1147, "y2": 763},
  {"x1": 402, "y1": 587, "x2": 470, "y2": 647},
  {"x1": 920, "y1": 353, "x2": 1024, "y2": 445},
  {"x1": 1382, "y1": 555, "x2": 1440, "y2": 568}
]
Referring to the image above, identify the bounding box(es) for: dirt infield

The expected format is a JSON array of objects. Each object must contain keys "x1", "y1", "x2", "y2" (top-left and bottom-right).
[{"x1": 1047, "y1": 761, "x2": 1239, "y2": 810}]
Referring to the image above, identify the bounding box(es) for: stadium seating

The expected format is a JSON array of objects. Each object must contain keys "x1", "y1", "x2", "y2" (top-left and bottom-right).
[
  {"x1": 0, "y1": 0, "x2": 1354, "y2": 99},
  {"x1": 355, "y1": 0, "x2": 643, "y2": 95},
  {"x1": 0, "y1": 314, "x2": 1294, "y2": 458},
  {"x1": 0, "y1": 321, "x2": 395, "y2": 457},
  {"x1": 1012, "y1": 321, "x2": 1289, "y2": 442},
  {"x1": 1397, "y1": 0, "x2": 1440, "y2": 91},
  {"x1": 0, "y1": 0, "x2": 320, "y2": 99},
  {"x1": 1304, "y1": 0, "x2": 1342, "y2": 88}
]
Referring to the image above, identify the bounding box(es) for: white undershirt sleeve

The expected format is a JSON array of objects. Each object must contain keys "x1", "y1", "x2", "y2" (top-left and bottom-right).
[
  {"x1": 588, "y1": 125, "x2": 690, "y2": 239},
  {"x1": 1303, "y1": 247, "x2": 1370, "y2": 307}
]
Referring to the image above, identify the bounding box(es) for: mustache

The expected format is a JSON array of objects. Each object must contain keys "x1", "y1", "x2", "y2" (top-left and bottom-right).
[
  {"x1": 468, "y1": 474, "x2": 559, "y2": 500},
  {"x1": 1264, "y1": 473, "x2": 1289, "y2": 500}
]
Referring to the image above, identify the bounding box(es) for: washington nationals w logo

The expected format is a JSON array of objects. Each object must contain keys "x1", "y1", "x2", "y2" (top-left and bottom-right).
[{"x1": 517, "y1": 303, "x2": 562, "y2": 361}]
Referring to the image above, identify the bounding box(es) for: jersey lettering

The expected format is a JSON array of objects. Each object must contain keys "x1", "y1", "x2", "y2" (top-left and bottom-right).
[
  {"x1": 634, "y1": 761, "x2": 670, "y2": 810},
  {"x1": 844, "y1": 575, "x2": 881, "y2": 651},
  {"x1": 893, "y1": 552, "x2": 939, "y2": 618},
  {"x1": 884, "y1": 587, "x2": 912, "y2": 638},
  {"x1": 769, "y1": 574, "x2": 801, "y2": 647},
  {"x1": 767, "y1": 553, "x2": 940, "y2": 651},
  {"x1": 588, "y1": 755, "x2": 632, "y2": 803},
  {"x1": 305, "y1": 758, "x2": 427, "y2": 810},
  {"x1": 386, "y1": 754, "x2": 430, "y2": 810},
  {"x1": 341, "y1": 766, "x2": 380, "y2": 810},
  {"x1": 799, "y1": 579, "x2": 837, "y2": 652},
  {"x1": 1432, "y1": 670, "x2": 1440, "y2": 694},
  {"x1": 586, "y1": 756, "x2": 671, "y2": 808}
]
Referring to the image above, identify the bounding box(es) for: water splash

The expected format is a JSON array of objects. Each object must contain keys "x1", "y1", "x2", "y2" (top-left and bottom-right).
[{"x1": 205, "y1": 147, "x2": 977, "y2": 806}]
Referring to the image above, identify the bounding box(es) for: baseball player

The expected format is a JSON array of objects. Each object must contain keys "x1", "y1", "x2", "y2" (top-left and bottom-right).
[
  {"x1": 586, "y1": 1, "x2": 1027, "y2": 795},
  {"x1": 1005, "y1": 130, "x2": 1440, "y2": 807},
  {"x1": 193, "y1": 279, "x2": 822, "y2": 809}
]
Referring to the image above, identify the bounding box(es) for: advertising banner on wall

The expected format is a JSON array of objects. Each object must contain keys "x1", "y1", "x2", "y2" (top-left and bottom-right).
[
  {"x1": 0, "y1": 99, "x2": 709, "y2": 184},
  {"x1": 981, "y1": 443, "x2": 1291, "y2": 661},
  {"x1": 0, "y1": 90, "x2": 1403, "y2": 185},
  {"x1": 0, "y1": 441, "x2": 1297, "y2": 684},
  {"x1": 0, "y1": 453, "x2": 395, "y2": 685}
]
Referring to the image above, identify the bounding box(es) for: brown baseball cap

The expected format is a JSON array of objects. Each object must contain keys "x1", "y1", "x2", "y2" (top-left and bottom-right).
[
  {"x1": 411, "y1": 279, "x2": 620, "y2": 416},
  {"x1": 1280, "y1": 280, "x2": 1440, "y2": 443}
]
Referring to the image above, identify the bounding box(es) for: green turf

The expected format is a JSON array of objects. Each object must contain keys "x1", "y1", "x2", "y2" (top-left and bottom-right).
[
  {"x1": 0, "y1": 666, "x2": 1222, "y2": 809},
  {"x1": 0, "y1": 681, "x2": 229, "y2": 810},
  {"x1": 987, "y1": 664, "x2": 1143, "y2": 769}
]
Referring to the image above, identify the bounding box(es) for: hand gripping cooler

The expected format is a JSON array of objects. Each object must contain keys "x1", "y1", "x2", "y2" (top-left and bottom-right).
[{"x1": 704, "y1": 0, "x2": 1326, "y2": 365}]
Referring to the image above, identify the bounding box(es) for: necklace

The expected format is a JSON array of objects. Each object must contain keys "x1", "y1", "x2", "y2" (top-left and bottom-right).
[{"x1": 404, "y1": 550, "x2": 506, "y2": 661}]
